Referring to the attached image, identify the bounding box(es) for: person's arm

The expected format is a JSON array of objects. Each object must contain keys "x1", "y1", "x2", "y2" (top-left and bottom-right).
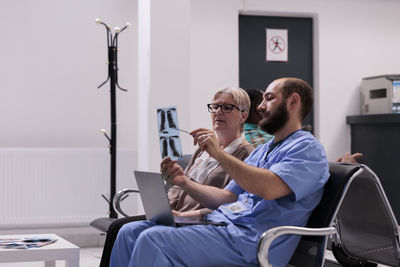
[
  {"x1": 215, "y1": 151, "x2": 291, "y2": 200},
  {"x1": 172, "y1": 208, "x2": 213, "y2": 218},
  {"x1": 161, "y1": 157, "x2": 238, "y2": 209},
  {"x1": 166, "y1": 150, "x2": 199, "y2": 209},
  {"x1": 191, "y1": 128, "x2": 292, "y2": 200},
  {"x1": 167, "y1": 185, "x2": 181, "y2": 209}
]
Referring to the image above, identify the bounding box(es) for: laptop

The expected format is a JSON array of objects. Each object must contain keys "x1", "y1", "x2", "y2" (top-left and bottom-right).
[{"x1": 134, "y1": 170, "x2": 227, "y2": 227}]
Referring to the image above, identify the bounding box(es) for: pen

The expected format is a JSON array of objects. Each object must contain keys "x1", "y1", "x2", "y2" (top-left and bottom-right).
[{"x1": 177, "y1": 128, "x2": 191, "y2": 135}]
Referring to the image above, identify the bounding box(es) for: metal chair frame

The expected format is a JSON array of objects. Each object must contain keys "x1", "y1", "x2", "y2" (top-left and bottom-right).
[
  {"x1": 90, "y1": 154, "x2": 192, "y2": 232},
  {"x1": 257, "y1": 163, "x2": 393, "y2": 267}
]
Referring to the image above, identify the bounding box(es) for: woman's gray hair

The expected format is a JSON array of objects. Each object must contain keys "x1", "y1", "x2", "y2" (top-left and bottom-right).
[{"x1": 213, "y1": 87, "x2": 251, "y2": 112}]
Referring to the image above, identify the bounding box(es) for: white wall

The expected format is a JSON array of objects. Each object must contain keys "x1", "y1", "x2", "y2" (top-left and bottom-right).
[
  {"x1": 190, "y1": 0, "x2": 243, "y2": 133},
  {"x1": 4, "y1": 0, "x2": 400, "y2": 168},
  {"x1": 316, "y1": 0, "x2": 400, "y2": 159},
  {"x1": 190, "y1": 0, "x2": 400, "y2": 160},
  {"x1": 2, "y1": 0, "x2": 400, "y2": 226},
  {"x1": 137, "y1": 0, "x2": 192, "y2": 172},
  {"x1": 0, "y1": 0, "x2": 139, "y2": 226},
  {"x1": 0, "y1": 0, "x2": 137, "y2": 150}
]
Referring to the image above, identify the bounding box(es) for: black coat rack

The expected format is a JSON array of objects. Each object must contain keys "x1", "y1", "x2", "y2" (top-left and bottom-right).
[{"x1": 96, "y1": 18, "x2": 130, "y2": 218}]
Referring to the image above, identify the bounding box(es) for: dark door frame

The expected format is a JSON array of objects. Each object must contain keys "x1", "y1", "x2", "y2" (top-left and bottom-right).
[{"x1": 238, "y1": 10, "x2": 320, "y2": 137}]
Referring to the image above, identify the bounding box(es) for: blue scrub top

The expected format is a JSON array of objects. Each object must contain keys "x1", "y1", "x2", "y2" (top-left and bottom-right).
[{"x1": 207, "y1": 130, "x2": 329, "y2": 266}]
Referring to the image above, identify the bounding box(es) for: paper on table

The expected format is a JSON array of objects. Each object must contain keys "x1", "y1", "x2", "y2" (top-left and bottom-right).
[{"x1": 0, "y1": 237, "x2": 57, "y2": 249}]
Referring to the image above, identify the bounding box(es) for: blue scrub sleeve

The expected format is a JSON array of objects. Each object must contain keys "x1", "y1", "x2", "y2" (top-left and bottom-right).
[
  {"x1": 269, "y1": 141, "x2": 328, "y2": 201},
  {"x1": 225, "y1": 180, "x2": 245, "y2": 195}
]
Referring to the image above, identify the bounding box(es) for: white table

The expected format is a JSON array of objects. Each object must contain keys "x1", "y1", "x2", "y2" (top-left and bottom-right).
[{"x1": 0, "y1": 233, "x2": 80, "y2": 267}]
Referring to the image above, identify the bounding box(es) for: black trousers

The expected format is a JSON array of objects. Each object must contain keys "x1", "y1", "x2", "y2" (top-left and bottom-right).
[{"x1": 99, "y1": 214, "x2": 147, "y2": 267}]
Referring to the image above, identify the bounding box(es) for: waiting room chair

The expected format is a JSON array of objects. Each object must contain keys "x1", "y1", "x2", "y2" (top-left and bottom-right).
[
  {"x1": 90, "y1": 154, "x2": 192, "y2": 232},
  {"x1": 258, "y1": 162, "x2": 400, "y2": 267},
  {"x1": 330, "y1": 164, "x2": 400, "y2": 266}
]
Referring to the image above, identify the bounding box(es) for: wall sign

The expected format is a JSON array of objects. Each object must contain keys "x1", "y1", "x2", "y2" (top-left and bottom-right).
[{"x1": 266, "y1": 28, "x2": 288, "y2": 62}]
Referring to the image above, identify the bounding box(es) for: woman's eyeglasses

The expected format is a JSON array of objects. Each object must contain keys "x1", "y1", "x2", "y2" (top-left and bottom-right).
[{"x1": 207, "y1": 103, "x2": 241, "y2": 113}]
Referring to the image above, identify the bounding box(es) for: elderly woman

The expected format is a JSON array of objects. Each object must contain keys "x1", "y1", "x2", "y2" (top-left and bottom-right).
[
  {"x1": 100, "y1": 87, "x2": 254, "y2": 267},
  {"x1": 166, "y1": 87, "x2": 254, "y2": 218}
]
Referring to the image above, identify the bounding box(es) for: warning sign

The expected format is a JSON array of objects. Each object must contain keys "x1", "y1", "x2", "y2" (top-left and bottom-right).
[{"x1": 266, "y1": 29, "x2": 288, "y2": 62}]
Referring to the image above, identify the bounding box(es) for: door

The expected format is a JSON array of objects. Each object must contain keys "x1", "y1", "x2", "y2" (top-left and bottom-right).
[{"x1": 239, "y1": 15, "x2": 314, "y2": 131}]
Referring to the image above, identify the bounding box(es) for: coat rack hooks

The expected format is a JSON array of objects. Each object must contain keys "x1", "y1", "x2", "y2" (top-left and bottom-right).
[{"x1": 95, "y1": 18, "x2": 131, "y2": 218}]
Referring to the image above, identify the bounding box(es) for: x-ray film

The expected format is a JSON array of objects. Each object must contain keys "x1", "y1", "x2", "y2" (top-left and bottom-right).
[{"x1": 157, "y1": 106, "x2": 182, "y2": 160}]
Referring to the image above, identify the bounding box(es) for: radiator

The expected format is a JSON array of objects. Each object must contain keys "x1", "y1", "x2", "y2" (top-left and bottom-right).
[{"x1": 0, "y1": 148, "x2": 138, "y2": 228}]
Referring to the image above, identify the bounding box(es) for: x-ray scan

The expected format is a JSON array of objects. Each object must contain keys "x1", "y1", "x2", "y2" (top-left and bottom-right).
[{"x1": 157, "y1": 106, "x2": 182, "y2": 160}]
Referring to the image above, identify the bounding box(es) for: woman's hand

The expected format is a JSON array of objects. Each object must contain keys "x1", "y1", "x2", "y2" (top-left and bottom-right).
[
  {"x1": 160, "y1": 157, "x2": 186, "y2": 186},
  {"x1": 172, "y1": 210, "x2": 202, "y2": 217},
  {"x1": 171, "y1": 210, "x2": 182, "y2": 216}
]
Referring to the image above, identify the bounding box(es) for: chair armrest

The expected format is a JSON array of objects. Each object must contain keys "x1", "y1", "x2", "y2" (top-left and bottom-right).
[
  {"x1": 112, "y1": 188, "x2": 139, "y2": 217},
  {"x1": 257, "y1": 226, "x2": 337, "y2": 267}
]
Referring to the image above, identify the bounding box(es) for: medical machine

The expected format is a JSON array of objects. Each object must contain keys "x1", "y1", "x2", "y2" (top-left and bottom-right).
[{"x1": 361, "y1": 74, "x2": 400, "y2": 114}]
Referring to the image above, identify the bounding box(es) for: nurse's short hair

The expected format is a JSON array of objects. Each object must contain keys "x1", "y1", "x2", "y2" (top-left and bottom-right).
[{"x1": 279, "y1": 78, "x2": 313, "y2": 120}]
